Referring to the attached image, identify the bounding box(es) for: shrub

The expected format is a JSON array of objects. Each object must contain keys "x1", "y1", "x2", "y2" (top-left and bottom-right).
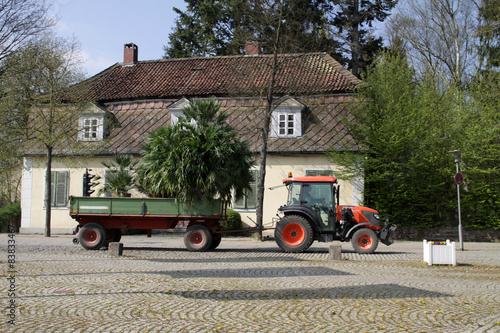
[
  {"x1": 221, "y1": 209, "x2": 242, "y2": 231},
  {"x1": 0, "y1": 203, "x2": 21, "y2": 232}
]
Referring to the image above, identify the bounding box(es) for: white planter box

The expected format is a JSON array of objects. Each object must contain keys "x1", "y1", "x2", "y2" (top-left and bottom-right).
[{"x1": 423, "y1": 239, "x2": 456, "y2": 266}]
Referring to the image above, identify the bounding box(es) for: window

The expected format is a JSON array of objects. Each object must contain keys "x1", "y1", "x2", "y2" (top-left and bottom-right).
[
  {"x1": 78, "y1": 104, "x2": 108, "y2": 141},
  {"x1": 83, "y1": 118, "x2": 99, "y2": 140},
  {"x1": 270, "y1": 97, "x2": 304, "y2": 138},
  {"x1": 305, "y1": 169, "x2": 334, "y2": 177},
  {"x1": 48, "y1": 171, "x2": 69, "y2": 207},
  {"x1": 233, "y1": 170, "x2": 258, "y2": 209},
  {"x1": 278, "y1": 113, "x2": 296, "y2": 136}
]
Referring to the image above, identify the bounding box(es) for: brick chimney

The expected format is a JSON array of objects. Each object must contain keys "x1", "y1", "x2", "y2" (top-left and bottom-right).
[
  {"x1": 245, "y1": 41, "x2": 261, "y2": 55},
  {"x1": 124, "y1": 43, "x2": 138, "y2": 65}
]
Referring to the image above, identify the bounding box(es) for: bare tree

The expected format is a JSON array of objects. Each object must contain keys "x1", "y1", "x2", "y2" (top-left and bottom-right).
[
  {"x1": 0, "y1": 0, "x2": 54, "y2": 61},
  {"x1": 2, "y1": 35, "x2": 87, "y2": 236},
  {"x1": 386, "y1": 0, "x2": 479, "y2": 88}
]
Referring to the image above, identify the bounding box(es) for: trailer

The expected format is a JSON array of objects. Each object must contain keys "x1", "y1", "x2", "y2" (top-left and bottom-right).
[{"x1": 69, "y1": 196, "x2": 225, "y2": 251}]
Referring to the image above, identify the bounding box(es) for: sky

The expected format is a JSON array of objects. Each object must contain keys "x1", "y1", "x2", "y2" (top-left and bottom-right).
[{"x1": 50, "y1": 0, "x2": 187, "y2": 77}]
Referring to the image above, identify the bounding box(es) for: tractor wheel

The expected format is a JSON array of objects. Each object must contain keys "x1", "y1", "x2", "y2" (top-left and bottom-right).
[
  {"x1": 210, "y1": 233, "x2": 222, "y2": 250},
  {"x1": 275, "y1": 215, "x2": 314, "y2": 253},
  {"x1": 184, "y1": 225, "x2": 213, "y2": 252},
  {"x1": 351, "y1": 228, "x2": 379, "y2": 254},
  {"x1": 78, "y1": 223, "x2": 107, "y2": 250},
  {"x1": 104, "y1": 228, "x2": 122, "y2": 246}
]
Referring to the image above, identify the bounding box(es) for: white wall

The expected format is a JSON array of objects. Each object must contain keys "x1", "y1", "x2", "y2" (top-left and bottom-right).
[
  {"x1": 235, "y1": 154, "x2": 362, "y2": 235},
  {"x1": 20, "y1": 154, "x2": 364, "y2": 234}
]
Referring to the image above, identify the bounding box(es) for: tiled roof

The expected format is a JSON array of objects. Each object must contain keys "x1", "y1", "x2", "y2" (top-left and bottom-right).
[
  {"x1": 25, "y1": 52, "x2": 361, "y2": 157},
  {"x1": 79, "y1": 53, "x2": 361, "y2": 102},
  {"x1": 95, "y1": 96, "x2": 358, "y2": 155}
]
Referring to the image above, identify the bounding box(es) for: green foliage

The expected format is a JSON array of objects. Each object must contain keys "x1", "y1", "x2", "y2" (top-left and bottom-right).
[
  {"x1": 477, "y1": 0, "x2": 500, "y2": 69},
  {"x1": 0, "y1": 203, "x2": 21, "y2": 231},
  {"x1": 137, "y1": 98, "x2": 254, "y2": 203},
  {"x1": 329, "y1": 53, "x2": 459, "y2": 228},
  {"x1": 461, "y1": 71, "x2": 500, "y2": 228},
  {"x1": 332, "y1": 0, "x2": 397, "y2": 77},
  {"x1": 221, "y1": 209, "x2": 242, "y2": 231},
  {"x1": 97, "y1": 154, "x2": 138, "y2": 197},
  {"x1": 164, "y1": 0, "x2": 339, "y2": 59}
]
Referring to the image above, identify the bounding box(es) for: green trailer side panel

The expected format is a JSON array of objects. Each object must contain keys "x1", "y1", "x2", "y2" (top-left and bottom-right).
[
  {"x1": 70, "y1": 197, "x2": 221, "y2": 217},
  {"x1": 72, "y1": 197, "x2": 112, "y2": 214},
  {"x1": 178, "y1": 200, "x2": 221, "y2": 216},
  {"x1": 142, "y1": 199, "x2": 178, "y2": 215}
]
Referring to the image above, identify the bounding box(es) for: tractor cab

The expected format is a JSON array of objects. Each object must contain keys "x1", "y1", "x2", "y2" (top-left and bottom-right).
[{"x1": 282, "y1": 174, "x2": 339, "y2": 232}]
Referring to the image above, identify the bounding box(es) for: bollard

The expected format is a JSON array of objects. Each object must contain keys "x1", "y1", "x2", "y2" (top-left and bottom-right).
[
  {"x1": 109, "y1": 242, "x2": 123, "y2": 256},
  {"x1": 328, "y1": 244, "x2": 342, "y2": 260}
]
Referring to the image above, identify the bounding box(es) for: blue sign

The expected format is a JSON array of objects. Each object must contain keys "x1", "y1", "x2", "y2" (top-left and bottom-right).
[{"x1": 455, "y1": 172, "x2": 464, "y2": 185}]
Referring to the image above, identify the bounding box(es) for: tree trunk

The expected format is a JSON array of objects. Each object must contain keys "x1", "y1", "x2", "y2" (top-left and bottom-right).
[
  {"x1": 351, "y1": 0, "x2": 360, "y2": 78},
  {"x1": 44, "y1": 146, "x2": 52, "y2": 237},
  {"x1": 255, "y1": 2, "x2": 283, "y2": 241}
]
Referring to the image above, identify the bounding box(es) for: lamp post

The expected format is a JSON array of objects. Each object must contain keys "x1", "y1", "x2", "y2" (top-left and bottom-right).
[{"x1": 448, "y1": 150, "x2": 464, "y2": 251}]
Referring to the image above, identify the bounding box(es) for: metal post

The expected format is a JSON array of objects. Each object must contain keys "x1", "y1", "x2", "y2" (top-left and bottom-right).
[
  {"x1": 455, "y1": 160, "x2": 464, "y2": 251},
  {"x1": 448, "y1": 150, "x2": 464, "y2": 251}
]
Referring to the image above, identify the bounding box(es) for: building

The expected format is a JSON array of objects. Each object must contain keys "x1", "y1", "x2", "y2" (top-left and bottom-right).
[{"x1": 20, "y1": 42, "x2": 363, "y2": 234}]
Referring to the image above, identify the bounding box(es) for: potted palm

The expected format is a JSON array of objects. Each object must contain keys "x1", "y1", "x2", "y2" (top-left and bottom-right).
[{"x1": 98, "y1": 154, "x2": 138, "y2": 197}]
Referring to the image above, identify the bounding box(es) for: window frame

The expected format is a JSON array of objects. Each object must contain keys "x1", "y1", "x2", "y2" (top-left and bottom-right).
[
  {"x1": 233, "y1": 169, "x2": 259, "y2": 210},
  {"x1": 45, "y1": 170, "x2": 69, "y2": 209},
  {"x1": 78, "y1": 116, "x2": 103, "y2": 141},
  {"x1": 77, "y1": 103, "x2": 109, "y2": 142},
  {"x1": 270, "y1": 98, "x2": 303, "y2": 138}
]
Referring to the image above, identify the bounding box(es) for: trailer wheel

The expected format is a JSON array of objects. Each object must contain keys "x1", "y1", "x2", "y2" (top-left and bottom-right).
[
  {"x1": 210, "y1": 233, "x2": 222, "y2": 250},
  {"x1": 184, "y1": 225, "x2": 213, "y2": 252},
  {"x1": 107, "y1": 229, "x2": 122, "y2": 243},
  {"x1": 103, "y1": 228, "x2": 122, "y2": 247},
  {"x1": 79, "y1": 223, "x2": 107, "y2": 250},
  {"x1": 351, "y1": 228, "x2": 379, "y2": 254},
  {"x1": 275, "y1": 215, "x2": 314, "y2": 253}
]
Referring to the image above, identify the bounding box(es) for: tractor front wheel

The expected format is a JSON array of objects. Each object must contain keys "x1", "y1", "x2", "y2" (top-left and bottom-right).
[
  {"x1": 275, "y1": 215, "x2": 314, "y2": 253},
  {"x1": 351, "y1": 228, "x2": 379, "y2": 254}
]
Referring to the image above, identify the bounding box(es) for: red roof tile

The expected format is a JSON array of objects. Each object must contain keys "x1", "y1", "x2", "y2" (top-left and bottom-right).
[{"x1": 83, "y1": 53, "x2": 361, "y2": 102}]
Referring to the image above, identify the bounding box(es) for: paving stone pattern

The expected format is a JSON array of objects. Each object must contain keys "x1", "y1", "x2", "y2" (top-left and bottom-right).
[{"x1": 1, "y1": 234, "x2": 499, "y2": 332}]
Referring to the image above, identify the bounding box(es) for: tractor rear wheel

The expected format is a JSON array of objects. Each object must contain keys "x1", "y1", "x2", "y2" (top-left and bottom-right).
[
  {"x1": 275, "y1": 215, "x2": 314, "y2": 253},
  {"x1": 184, "y1": 225, "x2": 213, "y2": 252},
  {"x1": 351, "y1": 228, "x2": 379, "y2": 254},
  {"x1": 79, "y1": 223, "x2": 107, "y2": 250}
]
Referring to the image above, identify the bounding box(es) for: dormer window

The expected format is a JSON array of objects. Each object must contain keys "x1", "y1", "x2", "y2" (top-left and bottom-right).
[
  {"x1": 169, "y1": 98, "x2": 192, "y2": 125},
  {"x1": 78, "y1": 104, "x2": 109, "y2": 141},
  {"x1": 270, "y1": 97, "x2": 304, "y2": 138}
]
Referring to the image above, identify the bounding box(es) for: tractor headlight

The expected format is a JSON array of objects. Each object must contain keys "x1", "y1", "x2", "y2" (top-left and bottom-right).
[{"x1": 373, "y1": 213, "x2": 380, "y2": 220}]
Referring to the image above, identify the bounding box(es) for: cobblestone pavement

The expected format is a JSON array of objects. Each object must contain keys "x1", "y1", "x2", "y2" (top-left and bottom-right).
[{"x1": 1, "y1": 234, "x2": 499, "y2": 333}]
